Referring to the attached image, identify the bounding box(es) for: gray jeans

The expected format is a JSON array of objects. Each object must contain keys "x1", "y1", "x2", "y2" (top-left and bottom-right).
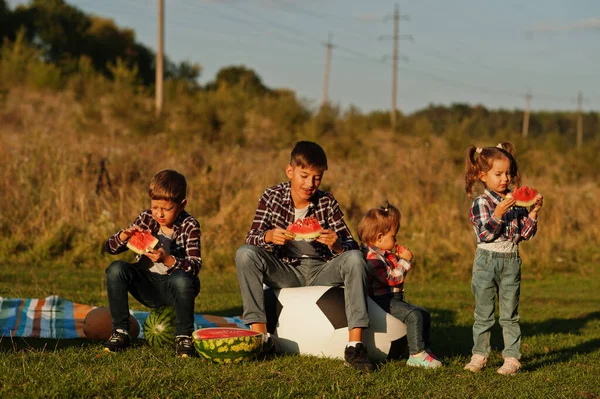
[
  {"x1": 470, "y1": 247, "x2": 522, "y2": 359},
  {"x1": 235, "y1": 245, "x2": 370, "y2": 330},
  {"x1": 373, "y1": 293, "x2": 431, "y2": 355}
]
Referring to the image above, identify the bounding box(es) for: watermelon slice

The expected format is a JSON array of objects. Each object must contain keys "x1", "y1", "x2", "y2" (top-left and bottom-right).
[
  {"x1": 287, "y1": 216, "x2": 322, "y2": 241},
  {"x1": 507, "y1": 186, "x2": 539, "y2": 207},
  {"x1": 127, "y1": 230, "x2": 159, "y2": 254},
  {"x1": 192, "y1": 327, "x2": 263, "y2": 364}
]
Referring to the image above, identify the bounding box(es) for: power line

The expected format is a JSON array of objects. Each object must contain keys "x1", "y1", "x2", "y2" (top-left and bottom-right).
[{"x1": 62, "y1": 0, "x2": 600, "y2": 108}]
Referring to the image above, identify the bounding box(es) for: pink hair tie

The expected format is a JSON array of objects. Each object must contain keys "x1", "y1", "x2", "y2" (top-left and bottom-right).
[{"x1": 476, "y1": 147, "x2": 483, "y2": 154}]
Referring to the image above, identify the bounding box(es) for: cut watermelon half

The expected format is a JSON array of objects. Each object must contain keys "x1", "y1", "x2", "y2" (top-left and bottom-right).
[
  {"x1": 127, "y1": 230, "x2": 158, "y2": 254},
  {"x1": 507, "y1": 186, "x2": 538, "y2": 207},
  {"x1": 287, "y1": 216, "x2": 322, "y2": 241},
  {"x1": 192, "y1": 327, "x2": 263, "y2": 364}
]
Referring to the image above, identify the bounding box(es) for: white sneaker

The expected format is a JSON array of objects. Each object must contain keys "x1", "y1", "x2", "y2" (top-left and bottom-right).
[
  {"x1": 464, "y1": 354, "x2": 487, "y2": 372},
  {"x1": 497, "y1": 357, "x2": 521, "y2": 375}
]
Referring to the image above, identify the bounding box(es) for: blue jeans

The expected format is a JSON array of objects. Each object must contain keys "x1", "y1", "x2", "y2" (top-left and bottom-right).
[
  {"x1": 105, "y1": 260, "x2": 200, "y2": 336},
  {"x1": 373, "y1": 293, "x2": 431, "y2": 355},
  {"x1": 235, "y1": 245, "x2": 370, "y2": 330},
  {"x1": 470, "y1": 248, "x2": 522, "y2": 359}
]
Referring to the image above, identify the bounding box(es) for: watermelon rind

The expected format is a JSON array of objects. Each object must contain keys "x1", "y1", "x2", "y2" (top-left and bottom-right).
[
  {"x1": 192, "y1": 328, "x2": 263, "y2": 364},
  {"x1": 291, "y1": 232, "x2": 321, "y2": 241},
  {"x1": 144, "y1": 306, "x2": 177, "y2": 348}
]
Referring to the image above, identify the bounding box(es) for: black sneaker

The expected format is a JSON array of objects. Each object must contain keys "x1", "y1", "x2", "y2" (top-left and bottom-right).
[
  {"x1": 175, "y1": 335, "x2": 196, "y2": 358},
  {"x1": 344, "y1": 343, "x2": 374, "y2": 373},
  {"x1": 104, "y1": 329, "x2": 131, "y2": 352},
  {"x1": 260, "y1": 334, "x2": 279, "y2": 359}
]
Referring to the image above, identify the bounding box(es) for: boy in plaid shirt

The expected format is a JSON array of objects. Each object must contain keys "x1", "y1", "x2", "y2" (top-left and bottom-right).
[
  {"x1": 236, "y1": 141, "x2": 374, "y2": 372},
  {"x1": 358, "y1": 201, "x2": 442, "y2": 369},
  {"x1": 104, "y1": 170, "x2": 201, "y2": 358}
]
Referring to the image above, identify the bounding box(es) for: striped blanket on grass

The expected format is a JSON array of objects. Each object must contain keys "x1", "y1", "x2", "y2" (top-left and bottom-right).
[{"x1": 0, "y1": 295, "x2": 246, "y2": 339}]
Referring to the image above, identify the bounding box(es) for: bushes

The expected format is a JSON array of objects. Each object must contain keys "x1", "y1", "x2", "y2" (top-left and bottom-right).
[{"x1": 0, "y1": 29, "x2": 64, "y2": 90}]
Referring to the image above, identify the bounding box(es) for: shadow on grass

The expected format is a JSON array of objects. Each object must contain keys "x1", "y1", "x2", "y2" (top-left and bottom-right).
[
  {"x1": 3, "y1": 309, "x2": 598, "y2": 367},
  {"x1": 0, "y1": 337, "x2": 98, "y2": 352},
  {"x1": 524, "y1": 338, "x2": 600, "y2": 372},
  {"x1": 429, "y1": 308, "x2": 600, "y2": 367}
]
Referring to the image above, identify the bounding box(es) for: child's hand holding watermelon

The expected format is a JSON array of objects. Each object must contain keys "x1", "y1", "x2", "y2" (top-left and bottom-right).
[
  {"x1": 395, "y1": 245, "x2": 414, "y2": 263},
  {"x1": 267, "y1": 227, "x2": 296, "y2": 245},
  {"x1": 316, "y1": 229, "x2": 340, "y2": 251},
  {"x1": 528, "y1": 193, "x2": 544, "y2": 219},
  {"x1": 494, "y1": 196, "x2": 516, "y2": 218},
  {"x1": 118, "y1": 225, "x2": 143, "y2": 242},
  {"x1": 145, "y1": 247, "x2": 175, "y2": 267}
]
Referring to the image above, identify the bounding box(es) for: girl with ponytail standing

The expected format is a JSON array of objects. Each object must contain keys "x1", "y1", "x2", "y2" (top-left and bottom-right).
[{"x1": 463, "y1": 142, "x2": 543, "y2": 375}]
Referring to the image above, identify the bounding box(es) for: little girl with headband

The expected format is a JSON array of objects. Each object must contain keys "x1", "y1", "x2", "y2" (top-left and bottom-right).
[{"x1": 463, "y1": 142, "x2": 543, "y2": 375}]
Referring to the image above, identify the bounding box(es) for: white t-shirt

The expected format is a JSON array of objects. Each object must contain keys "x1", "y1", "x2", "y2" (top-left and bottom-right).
[
  {"x1": 141, "y1": 229, "x2": 174, "y2": 275},
  {"x1": 283, "y1": 206, "x2": 321, "y2": 259}
]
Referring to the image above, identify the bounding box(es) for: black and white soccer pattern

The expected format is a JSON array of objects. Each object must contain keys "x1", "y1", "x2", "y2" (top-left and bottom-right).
[{"x1": 264, "y1": 286, "x2": 408, "y2": 361}]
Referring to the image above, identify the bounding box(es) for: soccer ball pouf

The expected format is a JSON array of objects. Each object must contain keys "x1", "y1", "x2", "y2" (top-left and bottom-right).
[
  {"x1": 83, "y1": 306, "x2": 140, "y2": 340},
  {"x1": 264, "y1": 286, "x2": 407, "y2": 361}
]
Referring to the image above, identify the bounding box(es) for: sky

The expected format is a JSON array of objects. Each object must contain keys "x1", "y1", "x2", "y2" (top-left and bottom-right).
[{"x1": 7, "y1": 0, "x2": 600, "y2": 114}]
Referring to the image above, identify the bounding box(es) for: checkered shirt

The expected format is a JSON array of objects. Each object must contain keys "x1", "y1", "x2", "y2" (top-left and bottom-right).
[
  {"x1": 245, "y1": 181, "x2": 358, "y2": 266},
  {"x1": 470, "y1": 189, "x2": 538, "y2": 244},
  {"x1": 105, "y1": 209, "x2": 202, "y2": 276}
]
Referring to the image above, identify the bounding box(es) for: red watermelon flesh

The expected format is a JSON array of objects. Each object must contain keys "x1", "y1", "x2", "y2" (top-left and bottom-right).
[
  {"x1": 287, "y1": 216, "x2": 322, "y2": 240},
  {"x1": 127, "y1": 230, "x2": 159, "y2": 254},
  {"x1": 508, "y1": 186, "x2": 538, "y2": 207},
  {"x1": 193, "y1": 328, "x2": 259, "y2": 339}
]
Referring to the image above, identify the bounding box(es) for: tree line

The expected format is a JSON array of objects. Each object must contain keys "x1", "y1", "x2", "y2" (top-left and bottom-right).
[{"x1": 0, "y1": 0, "x2": 598, "y2": 147}]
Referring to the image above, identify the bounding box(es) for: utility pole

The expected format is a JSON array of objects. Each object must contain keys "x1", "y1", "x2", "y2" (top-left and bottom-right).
[
  {"x1": 391, "y1": 4, "x2": 399, "y2": 129},
  {"x1": 576, "y1": 90, "x2": 583, "y2": 148},
  {"x1": 384, "y1": 4, "x2": 411, "y2": 130},
  {"x1": 155, "y1": 0, "x2": 164, "y2": 117},
  {"x1": 321, "y1": 34, "x2": 334, "y2": 107},
  {"x1": 522, "y1": 90, "x2": 532, "y2": 139}
]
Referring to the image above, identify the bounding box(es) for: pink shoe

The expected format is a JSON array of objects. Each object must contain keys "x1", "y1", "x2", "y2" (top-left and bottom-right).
[
  {"x1": 464, "y1": 354, "x2": 487, "y2": 372},
  {"x1": 497, "y1": 357, "x2": 521, "y2": 375}
]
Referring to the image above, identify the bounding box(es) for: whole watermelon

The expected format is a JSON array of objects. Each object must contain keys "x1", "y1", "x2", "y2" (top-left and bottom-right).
[
  {"x1": 144, "y1": 306, "x2": 177, "y2": 348},
  {"x1": 192, "y1": 327, "x2": 263, "y2": 364}
]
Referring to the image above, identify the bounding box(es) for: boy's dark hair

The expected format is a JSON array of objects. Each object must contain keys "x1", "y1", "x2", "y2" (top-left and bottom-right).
[
  {"x1": 148, "y1": 169, "x2": 187, "y2": 203},
  {"x1": 290, "y1": 141, "x2": 328, "y2": 170},
  {"x1": 357, "y1": 201, "x2": 401, "y2": 246}
]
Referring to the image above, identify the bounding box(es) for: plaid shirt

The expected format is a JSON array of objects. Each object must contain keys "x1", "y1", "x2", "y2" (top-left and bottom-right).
[
  {"x1": 245, "y1": 181, "x2": 358, "y2": 266},
  {"x1": 470, "y1": 189, "x2": 537, "y2": 244},
  {"x1": 105, "y1": 210, "x2": 202, "y2": 276},
  {"x1": 362, "y1": 244, "x2": 413, "y2": 297}
]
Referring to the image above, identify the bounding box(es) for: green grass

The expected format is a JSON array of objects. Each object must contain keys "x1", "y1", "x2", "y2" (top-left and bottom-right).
[{"x1": 1, "y1": 257, "x2": 600, "y2": 398}]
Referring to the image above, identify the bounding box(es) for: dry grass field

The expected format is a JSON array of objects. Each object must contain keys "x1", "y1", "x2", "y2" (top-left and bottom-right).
[{"x1": 1, "y1": 87, "x2": 598, "y2": 284}]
